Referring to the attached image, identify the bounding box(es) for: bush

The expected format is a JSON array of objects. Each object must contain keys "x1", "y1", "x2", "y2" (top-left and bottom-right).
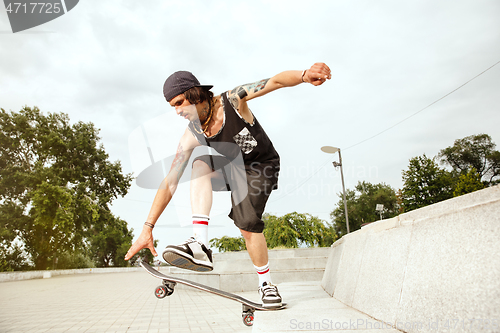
[
  {"x1": 51, "y1": 251, "x2": 95, "y2": 269},
  {"x1": 210, "y1": 236, "x2": 246, "y2": 252}
]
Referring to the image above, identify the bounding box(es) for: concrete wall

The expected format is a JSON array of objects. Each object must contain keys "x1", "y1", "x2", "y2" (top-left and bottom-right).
[
  {"x1": 322, "y1": 185, "x2": 500, "y2": 333},
  {"x1": 164, "y1": 247, "x2": 331, "y2": 292}
]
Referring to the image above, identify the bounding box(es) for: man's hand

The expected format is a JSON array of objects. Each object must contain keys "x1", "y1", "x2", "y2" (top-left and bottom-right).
[
  {"x1": 124, "y1": 226, "x2": 158, "y2": 261},
  {"x1": 303, "y1": 62, "x2": 331, "y2": 86}
]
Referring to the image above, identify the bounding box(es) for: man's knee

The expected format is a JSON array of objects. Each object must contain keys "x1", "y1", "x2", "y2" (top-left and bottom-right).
[
  {"x1": 240, "y1": 229, "x2": 252, "y2": 240},
  {"x1": 191, "y1": 159, "x2": 212, "y2": 178},
  {"x1": 240, "y1": 229, "x2": 263, "y2": 240},
  {"x1": 192, "y1": 159, "x2": 211, "y2": 171}
]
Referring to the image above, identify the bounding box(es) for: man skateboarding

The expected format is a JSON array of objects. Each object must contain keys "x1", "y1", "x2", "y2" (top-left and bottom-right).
[{"x1": 125, "y1": 62, "x2": 331, "y2": 308}]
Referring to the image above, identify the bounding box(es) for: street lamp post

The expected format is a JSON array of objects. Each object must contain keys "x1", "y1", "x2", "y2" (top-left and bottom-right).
[{"x1": 321, "y1": 146, "x2": 350, "y2": 234}]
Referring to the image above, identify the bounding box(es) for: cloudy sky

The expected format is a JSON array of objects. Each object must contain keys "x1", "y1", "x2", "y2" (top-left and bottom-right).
[{"x1": 1, "y1": 0, "x2": 499, "y2": 252}]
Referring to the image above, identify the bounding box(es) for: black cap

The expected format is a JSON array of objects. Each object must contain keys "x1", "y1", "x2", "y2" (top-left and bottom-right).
[{"x1": 163, "y1": 71, "x2": 213, "y2": 102}]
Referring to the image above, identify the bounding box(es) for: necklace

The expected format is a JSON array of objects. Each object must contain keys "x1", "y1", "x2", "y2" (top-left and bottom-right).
[{"x1": 192, "y1": 98, "x2": 216, "y2": 135}]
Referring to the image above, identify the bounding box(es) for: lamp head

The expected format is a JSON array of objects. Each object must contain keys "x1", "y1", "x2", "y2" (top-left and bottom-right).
[{"x1": 321, "y1": 146, "x2": 340, "y2": 154}]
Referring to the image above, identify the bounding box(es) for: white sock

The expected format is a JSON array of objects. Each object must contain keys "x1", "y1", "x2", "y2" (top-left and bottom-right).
[
  {"x1": 192, "y1": 214, "x2": 209, "y2": 246},
  {"x1": 254, "y1": 262, "x2": 272, "y2": 286}
]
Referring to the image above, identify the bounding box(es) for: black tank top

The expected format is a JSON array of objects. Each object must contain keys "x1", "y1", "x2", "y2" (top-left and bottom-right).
[{"x1": 188, "y1": 91, "x2": 280, "y2": 170}]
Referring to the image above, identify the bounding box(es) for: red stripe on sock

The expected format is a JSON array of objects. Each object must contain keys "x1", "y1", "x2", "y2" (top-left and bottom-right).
[
  {"x1": 193, "y1": 221, "x2": 209, "y2": 225},
  {"x1": 257, "y1": 268, "x2": 270, "y2": 274}
]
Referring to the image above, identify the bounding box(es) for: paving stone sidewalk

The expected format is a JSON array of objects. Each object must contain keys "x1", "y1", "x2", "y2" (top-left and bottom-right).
[{"x1": 0, "y1": 270, "x2": 256, "y2": 333}]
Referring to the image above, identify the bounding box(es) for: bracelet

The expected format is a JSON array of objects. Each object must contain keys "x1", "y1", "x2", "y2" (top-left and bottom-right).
[
  {"x1": 301, "y1": 69, "x2": 307, "y2": 82},
  {"x1": 144, "y1": 222, "x2": 154, "y2": 229}
]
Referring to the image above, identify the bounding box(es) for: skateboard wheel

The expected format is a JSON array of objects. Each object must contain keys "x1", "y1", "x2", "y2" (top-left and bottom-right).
[
  {"x1": 155, "y1": 285, "x2": 173, "y2": 298},
  {"x1": 242, "y1": 312, "x2": 254, "y2": 326}
]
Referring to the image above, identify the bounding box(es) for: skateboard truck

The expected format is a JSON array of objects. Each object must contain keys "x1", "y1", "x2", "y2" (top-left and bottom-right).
[
  {"x1": 242, "y1": 304, "x2": 255, "y2": 327},
  {"x1": 154, "y1": 280, "x2": 176, "y2": 298}
]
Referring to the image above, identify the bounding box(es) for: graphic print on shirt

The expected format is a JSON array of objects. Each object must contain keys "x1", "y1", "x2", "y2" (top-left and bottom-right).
[{"x1": 233, "y1": 127, "x2": 257, "y2": 154}]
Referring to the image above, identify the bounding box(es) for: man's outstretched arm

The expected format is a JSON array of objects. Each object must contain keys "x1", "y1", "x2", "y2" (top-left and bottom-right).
[
  {"x1": 227, "y1": 62, "x2": 331, "y2": 116},
  {"x1": 124, "y1": 128, "x2": 199, "y2": 260}
]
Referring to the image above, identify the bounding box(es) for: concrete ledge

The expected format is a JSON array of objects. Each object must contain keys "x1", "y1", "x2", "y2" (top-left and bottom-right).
[
  {"x1": 213, "y1": 246, "x2": 332, "y2": 261},
  {"x1": 161, "y1": 267, "x2": 325, "y2": 292},
  {"x1": 213, "y1": 256, "x2": 328, "y2": 273},
  {"x1": 0, "y1": 267, "x2": 141, "y2": 283},
  {"x1": 322, "y1": 185, "x2": 500, "y2": 333}
]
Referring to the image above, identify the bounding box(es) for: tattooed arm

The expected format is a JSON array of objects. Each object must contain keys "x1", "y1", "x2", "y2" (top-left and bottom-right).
[
  {"x1": 227, "y1": 62, "x2": 331, "y2": 121},
  {"x1": 125, "y1": 128, "x2": 199, "y2": 260}
]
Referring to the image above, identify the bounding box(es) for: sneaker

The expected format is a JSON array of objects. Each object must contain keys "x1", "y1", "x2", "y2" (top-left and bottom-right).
[
  {"x1": 162, "y1": 237, "x2": 213, "y2": 272},
  {"x1": 258, "y1": 282, "x2": 282, "y2": 308}
]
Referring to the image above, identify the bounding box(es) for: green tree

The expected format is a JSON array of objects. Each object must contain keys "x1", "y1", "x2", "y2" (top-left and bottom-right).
[
  {"x1": 330, "y1": 181, "x2": 398, "y2": 237},
  {"x1": 0, "y1": 243, "x2": 30, "y2": 271},
  {"x1": 210, "y1": 236, "x2": 246, "y2": 252},
  {"x1": 400, "y1": 154, "x2": 454, "y2": 212},
  {"x1": 89, "y1": 210, "x2": 133, "y2": 267},
  {"x1": 210, "y1": 212, "x2": 336, "y2": 253},
  {"x1": 0, "y1": 107, "x2": 132, "y2": 270},
  {"x1": 453, "y1": 167, "x2": 485, "y2": 197},
  {"x1": 438, "y1": 134, "x2": 500, "y2": 186},
  {"x1": 0, "y1": 201, "x2": 31, "y2": 270},
  {"x1": 263, "y1": 212, "x2": 336, "y2": 249},
  {"x1": 263, "y1": 213, "x2": 301, "y2": 249}
]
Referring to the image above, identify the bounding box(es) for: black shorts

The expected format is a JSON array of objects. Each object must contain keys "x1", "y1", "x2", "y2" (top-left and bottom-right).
[{"x1": 193, "y1": 155, "x2": 279, "y2": 233}]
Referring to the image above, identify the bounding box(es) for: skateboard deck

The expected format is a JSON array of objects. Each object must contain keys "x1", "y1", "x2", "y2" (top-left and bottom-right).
[{"x1": 140, "y1": 260, "x2": 286, "y2": 326}]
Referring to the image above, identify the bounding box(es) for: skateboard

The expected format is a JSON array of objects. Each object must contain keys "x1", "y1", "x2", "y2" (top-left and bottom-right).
[{"x1": 140, "y1": 260, "x2": 286, "y2": 326}]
